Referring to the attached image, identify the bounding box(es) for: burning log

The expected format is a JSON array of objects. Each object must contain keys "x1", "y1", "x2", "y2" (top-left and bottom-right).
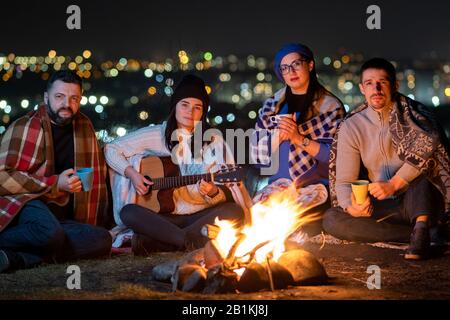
[
  {"x1": 152, "y1": 248, "x2": 205, "y2": 283},
  {"x1": 154, "y1": 243, "x2": 328, "y2": 293},
  {"x1": 203, "y1": 265, "x2": 239, "y2": 294},
  {"x1": 237, "y1": 240, "x2": 270, "y2": 266},
  {"x1": 277, "y1": 249, "x2": 328, "y2": 285},
  {"x1": 223, "y1": 233, "x2": 247, "y2": 268},
  {"x1": 203, "y1": 231, "x2": 248, "y2": 270},
  {"x1": 152, "y1": 183, "x2": 329, "y2": 294},
  {"x1": 172, "y1": 264, "x2": 207, "y2": 292},
  {"x1": 236, "y1": 260, "x2": 294, "y2": 292},
  {"x1": 264, "y1": 259, "x2": 294, "y2": 290},
  {"x1": 204, "y1": 240, "x2": 225, "y2": 269},
  {"x1": 236, "y1": 262, "x2": 268, "y2": 292},
  {"x1": 179, "y1": 248, "x2": 206, "y2": 266},
  {"x1": 265, "y1": 257, "x2": 275, "y2": 291}
]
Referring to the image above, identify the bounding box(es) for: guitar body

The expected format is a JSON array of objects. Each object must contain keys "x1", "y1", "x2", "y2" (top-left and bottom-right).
[
  {"x1": 135, "y1": 156, "x2": 243, "y2": 214},
  {"x1": 136, "y1": 157, "x2": 179, "y2": 213}
]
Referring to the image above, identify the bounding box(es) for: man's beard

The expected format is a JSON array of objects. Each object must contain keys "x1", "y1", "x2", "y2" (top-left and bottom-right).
[{"x1": 46, "y1": 102, "x2": 75, "y2": 126}]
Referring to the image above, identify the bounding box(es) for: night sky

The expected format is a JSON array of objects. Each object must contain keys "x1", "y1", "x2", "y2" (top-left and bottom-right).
[{"x1": 2, "y1": 0, "x2": 449, "y2": 60}]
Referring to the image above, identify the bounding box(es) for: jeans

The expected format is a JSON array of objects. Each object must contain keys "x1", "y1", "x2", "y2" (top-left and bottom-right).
[
  {"x1": 0, "y1": 200, "x2": 112, "y2": 268},
  {"x1": 120, "y1": 202, "x2": 245, "y2": 251},
  {"x1": 323, "y1": 176, "x2": 444, "y2": 243}
]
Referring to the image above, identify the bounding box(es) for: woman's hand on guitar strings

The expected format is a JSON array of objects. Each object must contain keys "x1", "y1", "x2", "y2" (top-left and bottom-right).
[
  {"x1": 135, "y1": 173, "x2": 153, "y2": 195},
  {"x1": 125, "y1": 166, "x2": 153, "y2": 195},
  {"x1": 199, "y1": 179, "x2": 219, "y2": 198}
]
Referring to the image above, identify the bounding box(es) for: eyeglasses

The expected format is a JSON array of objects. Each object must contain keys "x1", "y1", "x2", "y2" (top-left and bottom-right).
[{"x1": 279, "y1": 59, "x2": 307, "y2": 75}]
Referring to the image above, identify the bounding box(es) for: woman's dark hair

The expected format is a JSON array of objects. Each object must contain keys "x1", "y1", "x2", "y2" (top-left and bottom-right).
[{"x1": 289, "y1": 54, "x2": 329, "y2": 123}]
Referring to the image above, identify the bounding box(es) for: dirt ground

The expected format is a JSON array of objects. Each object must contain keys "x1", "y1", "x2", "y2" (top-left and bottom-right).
[{"x1": 1, "y1": 241, "x2": 449, "y2": 300}]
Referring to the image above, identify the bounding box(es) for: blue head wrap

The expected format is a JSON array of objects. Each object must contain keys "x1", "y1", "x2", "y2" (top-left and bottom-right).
[{"x1": 274, "y1": 43, "x2": 314, "y2": 81}]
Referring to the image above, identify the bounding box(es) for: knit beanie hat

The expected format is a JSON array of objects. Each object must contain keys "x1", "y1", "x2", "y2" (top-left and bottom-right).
[
  {"x1": 170, "y1": 74, "x2": 209, "y2": 110},
  {"x1": 274, "y1": 43, "x2": 314, "y2": 81}
]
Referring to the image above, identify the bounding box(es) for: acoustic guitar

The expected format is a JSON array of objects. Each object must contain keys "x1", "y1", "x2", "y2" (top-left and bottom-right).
[{"x1": 135, "y1": 156, "x2": 244, "y2": 213}]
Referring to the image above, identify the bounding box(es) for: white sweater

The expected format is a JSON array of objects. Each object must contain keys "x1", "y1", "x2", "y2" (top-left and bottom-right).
[
  {"x1": 335, "y1": 104, "x2": 421, "y2": 209},
  {"x1": 105, "y1": 122, "x2": 250, "y2": 226}
]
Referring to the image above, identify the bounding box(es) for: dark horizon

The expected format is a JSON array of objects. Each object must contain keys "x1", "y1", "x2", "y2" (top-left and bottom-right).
[{"x1": 2, "y1": 0, "x2": 449, "y2": 60}]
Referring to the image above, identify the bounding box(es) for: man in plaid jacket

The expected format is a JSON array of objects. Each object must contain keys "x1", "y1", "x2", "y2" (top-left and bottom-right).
[{"x1": 0, "y1": 70, "x2": 111, "y2": 273}]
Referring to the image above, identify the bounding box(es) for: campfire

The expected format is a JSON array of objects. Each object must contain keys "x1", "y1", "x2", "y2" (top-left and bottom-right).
[{"x1": 152, "y1": 185, "x2": 328, "y2": 293}]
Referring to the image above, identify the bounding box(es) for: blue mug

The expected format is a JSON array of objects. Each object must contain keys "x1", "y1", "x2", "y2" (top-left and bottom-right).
[{"x1": 76, "y1": 168, "x2": 94, "y2": 192}]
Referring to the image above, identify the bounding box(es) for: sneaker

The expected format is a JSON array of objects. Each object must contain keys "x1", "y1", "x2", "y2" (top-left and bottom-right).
[
  {"x1": 132, "y1": 233, "x2": 179, "y2": 256},
  {"x1": 405, "y1": 221, "x2": 430, "y2": 260},
  {"x1": 0, "y1": 249, "x2": 25, "y2": 273},
  {"x1": 131, "y1": 233, "x2": 151, "y2": 257},
  {"x1": 175, "y1": 264, "x2": 207, "y2": 292},
  {"x1": 0, "y1": 250, "x2": 10, "y2": 273},
  {"x1": 184, "y1": 231, "x2": 208, "y2": 251},
  {"x1": 430, "y1": 224, "x2": 449, "y2": 247}
]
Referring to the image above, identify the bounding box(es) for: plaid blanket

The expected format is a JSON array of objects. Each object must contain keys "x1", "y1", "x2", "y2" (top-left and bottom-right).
[
  {"x1": 0, "y1": 105, "x2": 108, "y2": 232},
  {"x1": 329, "y1": 94, "x2": 450, "y2": 217},
  {"x1": 251, "y1": 87, "x2": 345, "y2": 182}
]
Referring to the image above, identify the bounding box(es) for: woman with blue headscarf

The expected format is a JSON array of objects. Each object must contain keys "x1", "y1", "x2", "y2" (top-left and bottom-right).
[{"x1": 251, "y1": 43, "x2": 345, "y2": 234}]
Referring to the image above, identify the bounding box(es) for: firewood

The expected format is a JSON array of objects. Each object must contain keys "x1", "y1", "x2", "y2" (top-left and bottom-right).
[
  {"x1": 237, "y1": 260, "x2": 294, "y2": 292},
  {"x1": 179, "y1": 248, "x2": 205, "y2": 266},
  {"x1": 225, "y1": 233, "x2": 247, "y2": 261},
  {"x1": 203, "y1": 265, "x2": 238, "y2": 294},
  {"x1": 277, "y1": 249, "x2": 328, "y2": 285},
  {"x1": 241, "y1": 240, "x2": 271, "y2": 264},
  {"x1": 265, "y1": 256, "x2": 275, "y2": 291},
  {"x1": 204, "y1": 240, "x2": 225, "y2": 269},
  {"x1": 262, "y1": 260, "x2": 294, "y2": 289},
  {"x1": 173, "y1": 264, "x2": 208, "y2": 292},
  {"x1": 237, "y1": 262, "x2": 268, "y2": 292}
]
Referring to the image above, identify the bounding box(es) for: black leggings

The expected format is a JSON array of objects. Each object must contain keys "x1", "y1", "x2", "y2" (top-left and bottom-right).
[{"x1": 120, "y1": 202, "x2": 245, "y2": 251}]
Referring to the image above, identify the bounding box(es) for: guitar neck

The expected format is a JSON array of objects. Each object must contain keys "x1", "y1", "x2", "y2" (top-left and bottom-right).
[{"x1": 152, "y1": 173, "x2": 213, "y2": 190}]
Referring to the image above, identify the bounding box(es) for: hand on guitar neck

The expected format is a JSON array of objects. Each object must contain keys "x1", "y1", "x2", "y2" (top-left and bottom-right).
[
  {"x1": 198, "y1": 179, "x2": 220, "y2": 198},
  {"x1": 125, "y1": 166, "x2": 154, "y2": 196}
]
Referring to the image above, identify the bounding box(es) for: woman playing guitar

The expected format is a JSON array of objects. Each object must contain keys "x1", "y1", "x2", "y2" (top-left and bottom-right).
[{"x1": 105, "y1": 75, "x2": 251, "y2": 255}]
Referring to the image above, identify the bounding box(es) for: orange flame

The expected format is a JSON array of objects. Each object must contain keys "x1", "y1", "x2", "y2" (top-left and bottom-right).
[{"x1": 214, "y1": 184, "x2": 319, "y2": 268}]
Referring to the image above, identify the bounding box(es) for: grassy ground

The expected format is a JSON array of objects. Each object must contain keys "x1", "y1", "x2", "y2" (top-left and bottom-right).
[{"x1": 1, "y1": 242, "x2": 449, "y2": 300}]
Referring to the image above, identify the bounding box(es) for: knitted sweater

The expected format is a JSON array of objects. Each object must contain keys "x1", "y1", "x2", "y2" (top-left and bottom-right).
[{"x1": 335, "y1": 103, "x2": 421, "y2": 209}]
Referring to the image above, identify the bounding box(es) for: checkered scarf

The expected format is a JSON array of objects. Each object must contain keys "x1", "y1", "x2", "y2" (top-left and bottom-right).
[
  {"x1": 0, "y1": 105, "x2": 109, "y2": 232},
  {"x1": 251, "y1": 87, "x2": 345, "y2": 182}
]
